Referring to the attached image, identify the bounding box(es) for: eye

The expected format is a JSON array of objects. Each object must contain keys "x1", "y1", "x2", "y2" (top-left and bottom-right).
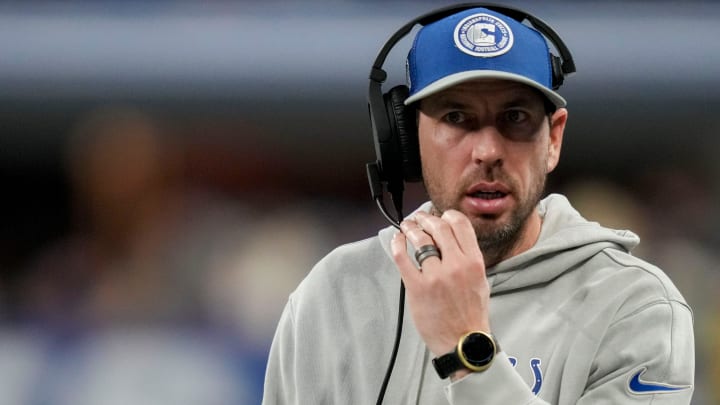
[
  {"x1": 499, "y1": 108, "x2": 544, "y2": 141},
  {"x1": 444, "y1": 111, "x2": 469, "y2": 125},
  {"x1": 503, "y1": 109, "x2": 528, "y2": 124}
]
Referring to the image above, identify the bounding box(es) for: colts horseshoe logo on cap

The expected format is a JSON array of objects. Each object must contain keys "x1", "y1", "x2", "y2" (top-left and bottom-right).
[{"x1": 454, "y1": 13, "x2": 514, "y2": 57}]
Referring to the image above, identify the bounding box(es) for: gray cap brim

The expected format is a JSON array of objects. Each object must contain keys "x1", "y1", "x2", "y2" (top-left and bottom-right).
[{"x1": 404, "y1": 70, "x2": 567, "y2": 108}]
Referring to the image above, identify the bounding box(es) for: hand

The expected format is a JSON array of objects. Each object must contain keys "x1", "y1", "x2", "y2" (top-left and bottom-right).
[{"x1": 390, "y1": 210, "x2": 492, "y2": 358}]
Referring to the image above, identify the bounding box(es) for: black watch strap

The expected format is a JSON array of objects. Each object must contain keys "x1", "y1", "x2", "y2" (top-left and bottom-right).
[
  {"x1": 432, "y1": 352, "x2": 465, "y2": 379},
  {"x1": 432, "y1": 331, "x2": 499, "y2": 379}
]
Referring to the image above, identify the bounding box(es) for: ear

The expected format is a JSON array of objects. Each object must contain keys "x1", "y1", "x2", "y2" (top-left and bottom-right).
[{"x1": 546, "y1": 108, "x2": 568, "y2": 173}]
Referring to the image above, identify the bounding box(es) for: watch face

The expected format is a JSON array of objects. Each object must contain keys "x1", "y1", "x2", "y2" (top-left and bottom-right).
[{"x1": 462, "y1": 332, "x2": 495, "y2": 366}]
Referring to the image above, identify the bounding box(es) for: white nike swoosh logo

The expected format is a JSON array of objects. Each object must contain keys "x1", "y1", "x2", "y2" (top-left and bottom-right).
[{"x1": 627, "y1": 368, "x2": 692, "y2": 395}]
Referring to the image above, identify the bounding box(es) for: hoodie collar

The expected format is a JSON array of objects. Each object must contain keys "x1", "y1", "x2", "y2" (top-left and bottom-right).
[{"x1": 378, "y1": 194, "x2": 640, "y2": 290}]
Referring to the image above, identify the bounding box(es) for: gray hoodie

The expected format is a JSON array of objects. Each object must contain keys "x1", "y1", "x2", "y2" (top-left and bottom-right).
[{"x1": 263, "y1": 194, "x2": 694, "y2": 404}]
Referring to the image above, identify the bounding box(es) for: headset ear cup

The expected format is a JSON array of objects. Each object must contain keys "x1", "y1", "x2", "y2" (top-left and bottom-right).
[
  {"x1": 384, "y1": 85, "x2": 422, "y2": 182},
  {"x1": 551, "y1": 55, "x2": 564, "y2": 89}
]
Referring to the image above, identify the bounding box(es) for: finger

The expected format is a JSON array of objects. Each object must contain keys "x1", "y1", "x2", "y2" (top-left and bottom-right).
[
  {"x1": 399, "y1": 217, "x2": 442, "y2": 268},
  {"x1": 390, "y1": 231, "x2": 421, "y2": 286},
  {"x1": 441, "y1": 210, "x2": 483, "y2": 258},
  {"x1": 412, "y1": 211, "x2": 462, "y2": 259},
  {"x1": 399, "y1": 217, "x2": 436, "y2": 249}
]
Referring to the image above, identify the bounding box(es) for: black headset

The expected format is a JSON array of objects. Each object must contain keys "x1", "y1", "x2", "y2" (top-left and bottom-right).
[{"x1": 366, "y1": 2, "x2": 576, "y2": 226}]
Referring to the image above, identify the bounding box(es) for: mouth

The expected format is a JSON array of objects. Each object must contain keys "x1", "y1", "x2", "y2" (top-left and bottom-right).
[
  {"x1": 466, "y1": 182, "x2": 511, "y2": 198},
  {"x1": 469, "y1": 190, "x2": 507, "y2": 200},
  {"x1": 462, "y1": 183, "x2": 512, "y2": 215}
]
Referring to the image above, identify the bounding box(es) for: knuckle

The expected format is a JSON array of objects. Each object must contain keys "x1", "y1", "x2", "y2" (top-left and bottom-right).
[
  {"x1": 446, "y1": 262, "x2": 466, "y2": 278},
  {"x1": 404, "y1": 228, "x2": 424, "y2": 242},
  {"x1": 413, "y1": 234, "x2": 434, "y2": 247},
  {"x1": 442, "y1": 210, "x2": 468, "y2": 226},
  {"x1": 423, "y1": 272, "x2": 446, "y2": 289},
  {"x1": 432, "y1": 218, "x2": 452, "y2": 234},
  {"x1": 391, "y1": 246, "x2": 405, "y2": 261}
]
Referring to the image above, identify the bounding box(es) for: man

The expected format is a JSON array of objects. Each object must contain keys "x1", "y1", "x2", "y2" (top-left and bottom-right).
[{"x1": 263, "y1": 5, "x2": 694, "y2": 404}]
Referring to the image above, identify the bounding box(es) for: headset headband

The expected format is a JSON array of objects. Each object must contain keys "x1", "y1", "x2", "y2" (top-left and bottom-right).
[{"x1": 369, "y1": 2, "x2": 575, "y2": 110}]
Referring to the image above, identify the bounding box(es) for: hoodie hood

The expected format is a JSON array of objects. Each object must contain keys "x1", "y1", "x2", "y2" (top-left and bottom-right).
[{"x1": 378, "y1": 194, "x2": 640, "y2": 294}]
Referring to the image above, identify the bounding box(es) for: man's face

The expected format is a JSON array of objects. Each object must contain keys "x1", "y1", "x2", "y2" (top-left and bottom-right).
[{"x1": 418, "y1": 79, "x2": 567, "y2": 260}]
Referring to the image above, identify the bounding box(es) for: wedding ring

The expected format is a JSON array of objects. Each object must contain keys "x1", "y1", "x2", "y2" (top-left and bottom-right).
[{"x1": 414, "y1": 244, "x2": 441, "y2": 266}]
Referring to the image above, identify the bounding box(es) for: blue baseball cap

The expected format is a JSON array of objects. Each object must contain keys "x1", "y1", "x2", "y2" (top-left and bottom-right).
[{"x1": 405, "y1": 7, "x2": 566, "y2": 107}]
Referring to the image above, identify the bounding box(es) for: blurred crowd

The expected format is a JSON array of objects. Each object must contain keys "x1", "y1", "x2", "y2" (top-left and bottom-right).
[
  {"x1": 0, "y1": 106, "x2": 347, "y2": 404},
  {"x1": 0, "y1": 105, "x2": 718, "y2": 404}
]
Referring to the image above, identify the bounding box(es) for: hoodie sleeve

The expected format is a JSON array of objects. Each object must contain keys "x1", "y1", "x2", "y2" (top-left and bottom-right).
[
  {"x1": 262, "y1": 297, "x2": 299, "y2": 405},
  {"x1": 445, "y1": 351, "x2": 552, "y2": 404},
  {"x1": 577, "y1": 298, "x2": 694, "y2": 404},
  {"x1": 444, "y1": 299, "x2": 694, "y2": 405}
]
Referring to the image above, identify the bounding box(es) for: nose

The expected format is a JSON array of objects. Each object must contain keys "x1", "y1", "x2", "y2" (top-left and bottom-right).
[{"x1": 470, "y1": 125, "x2": 504, "y2": 167}]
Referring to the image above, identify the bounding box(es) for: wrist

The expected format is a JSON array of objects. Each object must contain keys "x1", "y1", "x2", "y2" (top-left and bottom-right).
[
  {"x1": 449, "y1": 368, "x2": 472, "y2": 382},
  {"x1": 432, "y1": 331, "x2": 499, "y2": 379}
]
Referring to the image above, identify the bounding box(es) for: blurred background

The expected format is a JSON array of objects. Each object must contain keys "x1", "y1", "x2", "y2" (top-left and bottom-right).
[{"x1": 1, "y1": 0, "x2": 718, "y2": 404}]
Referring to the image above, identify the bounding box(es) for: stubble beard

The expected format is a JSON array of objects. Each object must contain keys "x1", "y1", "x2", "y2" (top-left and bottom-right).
[{"x1": 426, "y1": 167, "x2": 547, "y2": 266}]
